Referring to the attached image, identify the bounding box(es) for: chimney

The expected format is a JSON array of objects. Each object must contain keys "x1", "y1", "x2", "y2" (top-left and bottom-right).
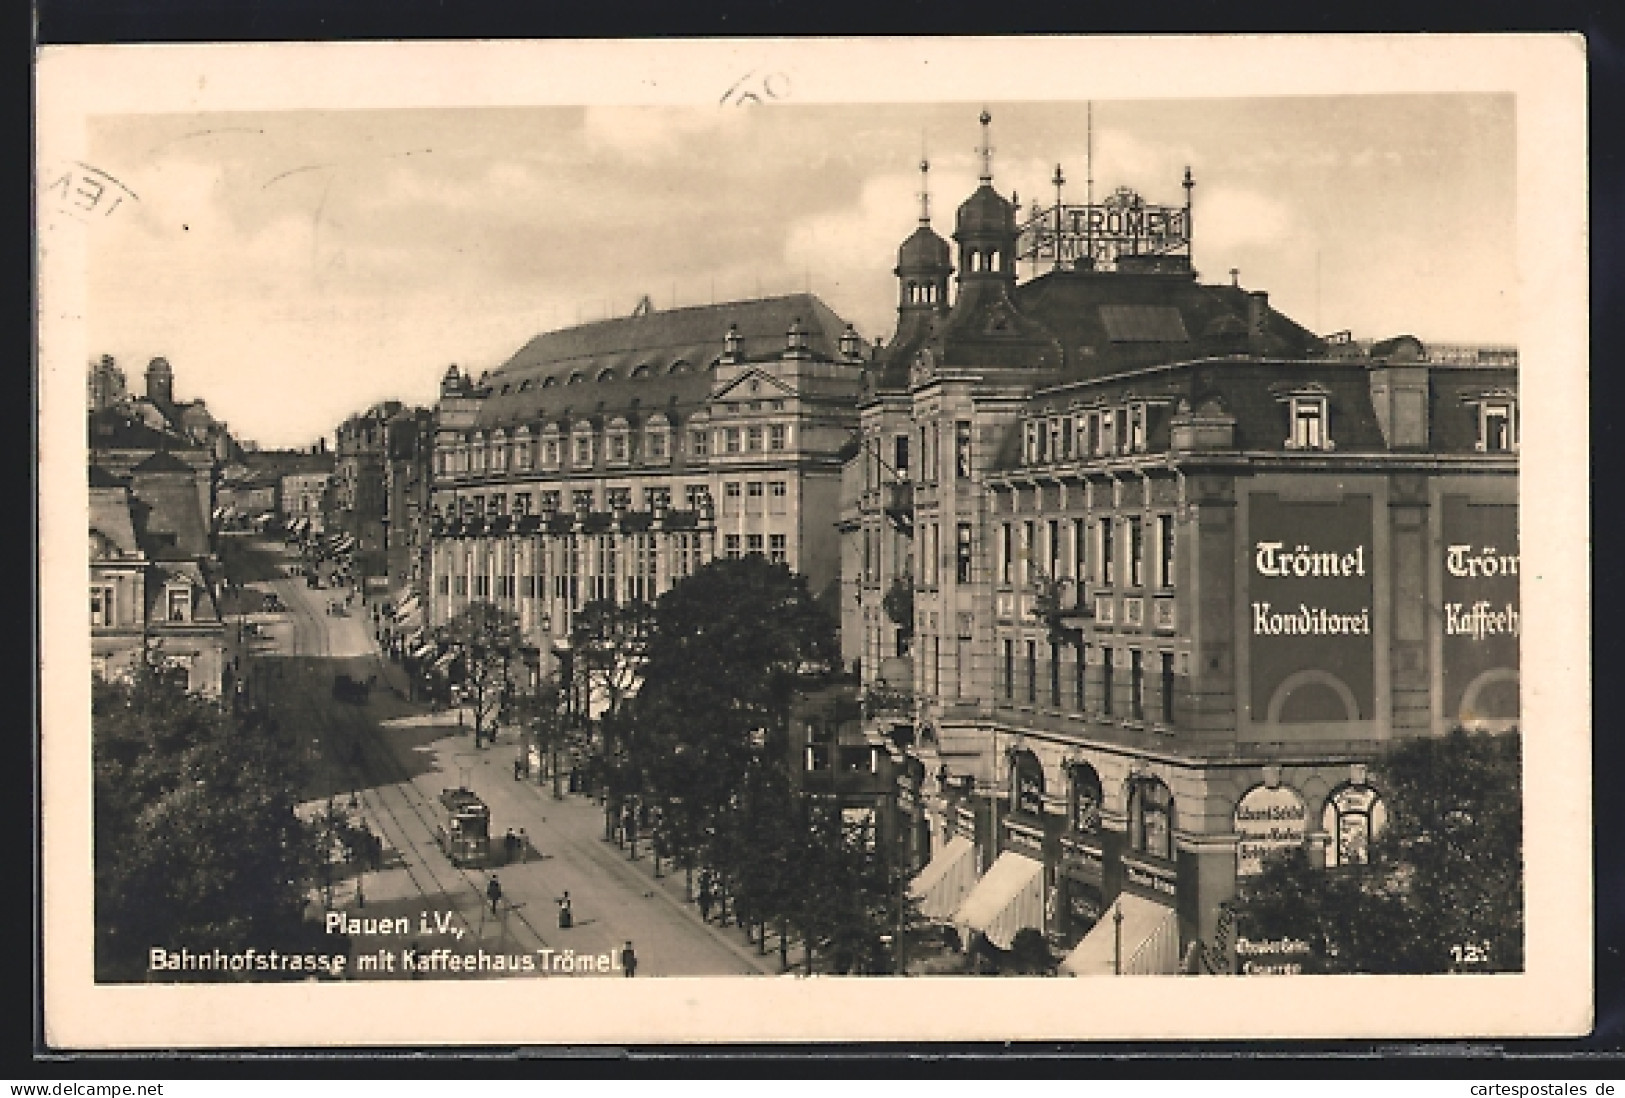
[{"x1": 1247, "y1": 290, "x2": 1269, "y2": 351}]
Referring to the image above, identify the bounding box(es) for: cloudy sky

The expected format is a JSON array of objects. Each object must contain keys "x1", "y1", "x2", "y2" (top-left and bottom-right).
[{"x1": 87, "y1": 95, "x2": 1514, "y2": 450}]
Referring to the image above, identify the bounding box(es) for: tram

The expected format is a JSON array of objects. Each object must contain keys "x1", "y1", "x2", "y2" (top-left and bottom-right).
[{"x1": 434, "y1": 787, "x2": 492, "y2": 868}]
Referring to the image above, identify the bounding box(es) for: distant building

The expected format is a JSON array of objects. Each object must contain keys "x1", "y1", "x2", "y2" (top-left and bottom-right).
[
  {"x1": 334, "y1": 402, "x2": 402, "y2": 576},
  {"x1": 426, "y1": 293, "x2": 865, "y2": 672},
  {"x1": 87, "y1": 354, "x2": 128, "y2": 412},
  {"x1": 383, "y1": 406, "x2": 436, "y2": 601},
  {"x1": 90, "y1": 463, "x2": 228, "y2": 697}
]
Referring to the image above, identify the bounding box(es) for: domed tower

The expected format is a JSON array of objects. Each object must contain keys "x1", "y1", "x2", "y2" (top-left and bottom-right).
[
  {"x1": 953, "y1": 110, "x2": 1018, "y2": 288},
  {"x1": 895, "y1": 157, "x2": 952, "y2": 316},
  {"x1": 145, "y1": 356, "x2": 174, "y2": 410}
]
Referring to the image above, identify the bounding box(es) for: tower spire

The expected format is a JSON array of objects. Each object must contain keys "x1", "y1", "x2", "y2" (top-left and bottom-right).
[
  {"x1": 918, "y1": 157, "x2": 932, "y2": 226},
  {"x1": 1052, "y1": 163, "x2": 1066, "y2": 271},
  {"x1": 976, "y1": 109, "x2": 994, "y2": 184}
]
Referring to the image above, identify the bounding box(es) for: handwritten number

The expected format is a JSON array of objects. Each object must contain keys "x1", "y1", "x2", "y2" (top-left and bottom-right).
[{"x1": 721, "y1": 70, "x2": 790, "y2": 108}]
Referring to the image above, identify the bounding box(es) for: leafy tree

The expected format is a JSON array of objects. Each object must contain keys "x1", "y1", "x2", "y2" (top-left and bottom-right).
[
  {"x1": 441, "y1": 601, "x2": 522, "y2": 748},
  {"x1": 94, "y1": 667, "x2": 328, "y2": 982},
  {"x1": 568, "y1": 598, "x2": 652, "y2": 720},
  {"x1": 1232, "y1": 728, "x2": 1522, "y2": 974}
]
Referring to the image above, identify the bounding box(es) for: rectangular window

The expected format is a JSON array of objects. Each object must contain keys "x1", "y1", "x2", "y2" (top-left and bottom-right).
[
  {"x1": 1048, "y1": 519, "x2": 1061, "y2": 577},
  {"x1": 1130, "y1": 648, "x2": 1144, "y2": 720},
  {"x1": 645, "y1": 486, "x2": 671, "y2": 510},
  {"x1": 769, "y1": 481, "x2": 788, "y2": 514},
  {"x1": 438, "y1": 574, "x2": 450, "y2": 596},
  {"x1": 769, "y1": 533, "x2": 787, "y2": 564},
  {"x1": 956, "y1": 523, "x2": 973, "y2": 584},
  {"x1": 746, "y1": 481, "x2": 764, "y2": 514},
  {"x1": 1075, "y1": 646, "x2": 1087, "y2": 711},
  {"x1": 454, "y1": 575, "x2": 467, "y2": 596},
  {"x1": 1157, "y1": 514, "x2": 1175, "y2": 588},
  {"x1": 954, "y1": 420, "x2": 972, "y2": 478},
  {"x1": 999, "y1": 522, "x2": 1013, "y2": 585},
  {"x1": 607, "y1": 487, "x2": 632, "y2": 511},
  {"x1": 1049, "y1": 641, "x2": 1062, "y2": 707},
  {"x1": 1020, "y1": 521, "x2": 1034, "y2": 586},
  {"x1": 512, "y1": 492, "x2": 531, "y2": 516},
  {"x1": 1291, "y1": 397, "x2": 1327, "y2": 449},
  {"x1": 167, "y1": 588, "x2": 189, "y2": 622},
  {"x1": 1099, "y1": 411, "x2": 1115, "y2": 455},
  {"x1": 1073, "y1": 517, "x2": 1087, "y2": 582},
  {"x1": 1048, "y1": 418, "x2": 1063, "y2": 461},
  {"x1": 90, "y1": 585, "x2": 114, "y2": 627},
  {"x1": 725, "y1": 427, "x2": 742, "y2": 454},
  {"x1": 1101, "y1": 648, "x2": 1115, "y2": 716},
  {"x1": 473, "y1": 575, "x2": 489, "y2": 599},
  {"x1": 746, "y1": 533, "x2": 764, "y2": 556},
  {"x1": 1002, "y1": 638, "x2": 1015, "y2": 699},
  {"x1": 1161, "y1": 651, "x2": 1176, "y2": 725},
  {"x1": 685, "y1": 484, "x2": 707, "y2": 509},
  {"x1": 540, "y1": 490, "x2": 561, "y2": 514},
  {"x1": 895, "y1": 434, "x2": 910, "y2": 474},
  {"x1": 608, "y1": 433, "x2": 628, "y2": 462},
  {"x1": 1129, "y1": 517, "x2": 1144, "y2": 588},
  {"x1": 574, "y1": 436, "x2": 593, "y2": 465},
  {"x1": 1482, "y1": 402, "x2": 1516, "y2": 452},
  {"x1": 1060, "y1": 416, "x2": 1074, "y2": 459},
  {"x1": 647, "y1": 430, "x2": 667, "y2": 460},
  {"x1": 1025, "y1": 639, "x2": 1037, "y2": 703},
  {"x1": 1130, "y1": 404, "x2": 1147, "y2": 451},
  {"x1": 747, "y1": 426, "x2": 764, "y2": 452},
  {"x1": 725, "y1": 534, "x2": 742, "y2": 560},
  {"x1": 722, "y1": 481, "x2": 742, "y2": 516},
  {"x1": 690, "y1": 429, "x2": 709, "y2": 456},
  {"x1": 572, "y1": 489, "x2": 595, "y2": 512},
  {"x1": 1024, "y1": 421, "x2": 1040, "y2": 464},
  {"x1": 769, "y1": 424, "x2": 787, "y2": 451},
  {"x1": 1099, "y1": 518, "x2": 1115, "y2": 586},
  {"x1": 1115, "y1": 408, "x2": 1129, "y2": 453}
]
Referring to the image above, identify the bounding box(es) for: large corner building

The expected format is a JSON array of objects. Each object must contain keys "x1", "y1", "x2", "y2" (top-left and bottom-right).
[{"x1": 845, "y1": 114, "x2": 1519, "y2": 974}]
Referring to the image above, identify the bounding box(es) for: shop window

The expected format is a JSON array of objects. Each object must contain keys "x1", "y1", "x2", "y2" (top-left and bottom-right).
[
  {"x1": 1129, "y1": 777, "x2": 1174, "y2": 860},
  {"x1": 1010, "y1": 750, "x2": 1044, "y2": 816},
  {"x1": 1323, "y1": 784, "x2": 1388, "y2": 868},
  {"x1": 1069, "y1": 763, "x2": 1103, "y2": 834}
]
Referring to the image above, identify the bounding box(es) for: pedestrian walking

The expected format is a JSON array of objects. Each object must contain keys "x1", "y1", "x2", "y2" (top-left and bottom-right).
[
  {"x1": 504, "y1": 828, "x2": 519, "y2": 864},
  {"x1": 697, "y1": 878, "x2": 714, "y2": 923},
  {"x1": 556, "y1": 891, "x2": 573, "y2": 929},
  {"x1": 620, "y1": 940, "x2": 637, "y2": 978},
  {"x1": 486, "y1": 874, "x2": 502, "y2": 914},
  {"x1": 513, "y1": 756, "x2": 525, "y2": 781}
]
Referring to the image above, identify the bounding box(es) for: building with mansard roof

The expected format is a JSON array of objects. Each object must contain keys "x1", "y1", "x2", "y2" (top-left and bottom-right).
[
  {"x1": 424, "y1": 292, "x2": 866, "y2": 677},
  {"x1": 844, "y1": 112, "x2": 1519, "y2": 976}
]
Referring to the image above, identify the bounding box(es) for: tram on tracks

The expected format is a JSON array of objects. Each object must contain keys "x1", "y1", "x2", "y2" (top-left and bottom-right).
[{"x1": 434, "y1": 787, "x2": 492, "y2": 868}]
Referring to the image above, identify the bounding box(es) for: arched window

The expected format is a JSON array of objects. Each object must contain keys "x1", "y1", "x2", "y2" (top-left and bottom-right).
[
  {"x1": 1068, "y1": 762, "x2": 1103, "y2": 834},
  {"x1": 606, "y1": 417, "x2": 631, "y2": 465},
  {"x1": 540, "y1": 424, "x2": 562, "y2": 469},
  {"x1": 1128, "y1": 776, "x2": 1174, "y2": 860},
  {"x1": 571, "y1": 424, "x2": 595, "y2": 467},
  {"x1": 1322, "y1": 784, "x2": 1388, "y2": 867},
  {"x1": 1009, "y1": 749, "x2": 1044, "y2": 817},
  {"x1": 644, "y1": 414, "x2": 672, "y2": 463},
  {"x1": 513, "y1": 425, "x2": 532, "y2": 470}
]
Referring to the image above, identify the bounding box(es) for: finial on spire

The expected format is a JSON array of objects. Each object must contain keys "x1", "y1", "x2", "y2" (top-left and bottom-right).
[
  {"x1": 977, "y1": 109, "x2": 994, "y2": 184},
  {"x1": 918, "y1": 158, "x2": 932, "y2": 225}
]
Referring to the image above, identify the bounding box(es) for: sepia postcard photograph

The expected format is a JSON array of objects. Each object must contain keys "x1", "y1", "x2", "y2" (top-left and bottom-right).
[{"x1": 36, "y1": 35, "x2": 1590, "y2": 1048}]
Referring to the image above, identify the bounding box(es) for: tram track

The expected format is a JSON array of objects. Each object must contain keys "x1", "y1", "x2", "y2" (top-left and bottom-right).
[{"x1": 262, "y1": 558, "x2": 555, "y2": 967}]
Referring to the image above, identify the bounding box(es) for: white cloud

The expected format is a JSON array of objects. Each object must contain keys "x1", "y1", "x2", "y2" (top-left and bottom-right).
[{"x1": 579, "y1": 106, "x2": 747, "y2": 164}]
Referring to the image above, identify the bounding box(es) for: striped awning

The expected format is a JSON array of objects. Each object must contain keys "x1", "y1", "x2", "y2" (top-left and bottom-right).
[
  {"x1": 951, "y1": 851, "x2": 1044, "y2": 950},
  {"x1": 1059, "y1": 892, "x2": 1180, "y2": 976},
  {"x1": 909, "y1": 834, "x2": 979, "y2": 922}
]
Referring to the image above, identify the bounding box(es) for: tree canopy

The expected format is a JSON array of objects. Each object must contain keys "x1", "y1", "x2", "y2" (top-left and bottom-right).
[
  {"x1": 1232, "y1": 728, "x2": 1522, "y2": 974},
  {"x1": 441, "y1": 601, "x2": 523, "y2": 746},
  {"x1": 93, "y1": 667, "x2": 329, "y2": 981}
]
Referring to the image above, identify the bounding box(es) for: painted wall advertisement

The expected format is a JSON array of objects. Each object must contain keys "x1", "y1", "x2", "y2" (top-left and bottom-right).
[
  {"x1": 1248, "y1": 493, "x2": 1375, "y2": 723},
  {"x1": 1233, "y1": 784, "x2": 1308, "y2": 876},
  {"x1": 1440, "y1": 496, "x2": 1519, "y2": 724}
]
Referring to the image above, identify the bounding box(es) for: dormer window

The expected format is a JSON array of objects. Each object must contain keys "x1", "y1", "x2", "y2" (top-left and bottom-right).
[
  {"x1": 166, "y1": 586, "x2": 191, "y2": 623},
  {"x1": 572, "y1": 429, "x2": 595, "y2": 467},
  {"x1": 645, "y1": 417, "x2": 671, "y2": 462},
  {"x1": 1289, "y1": 396, "x2": 1328, "y2": 450},
  {"x1": 606, "y1": 419, "x2": 631, "y2": 465},
  {"x1": 1478, "y1": 398, "x2": 1517, "y2": 452}
]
